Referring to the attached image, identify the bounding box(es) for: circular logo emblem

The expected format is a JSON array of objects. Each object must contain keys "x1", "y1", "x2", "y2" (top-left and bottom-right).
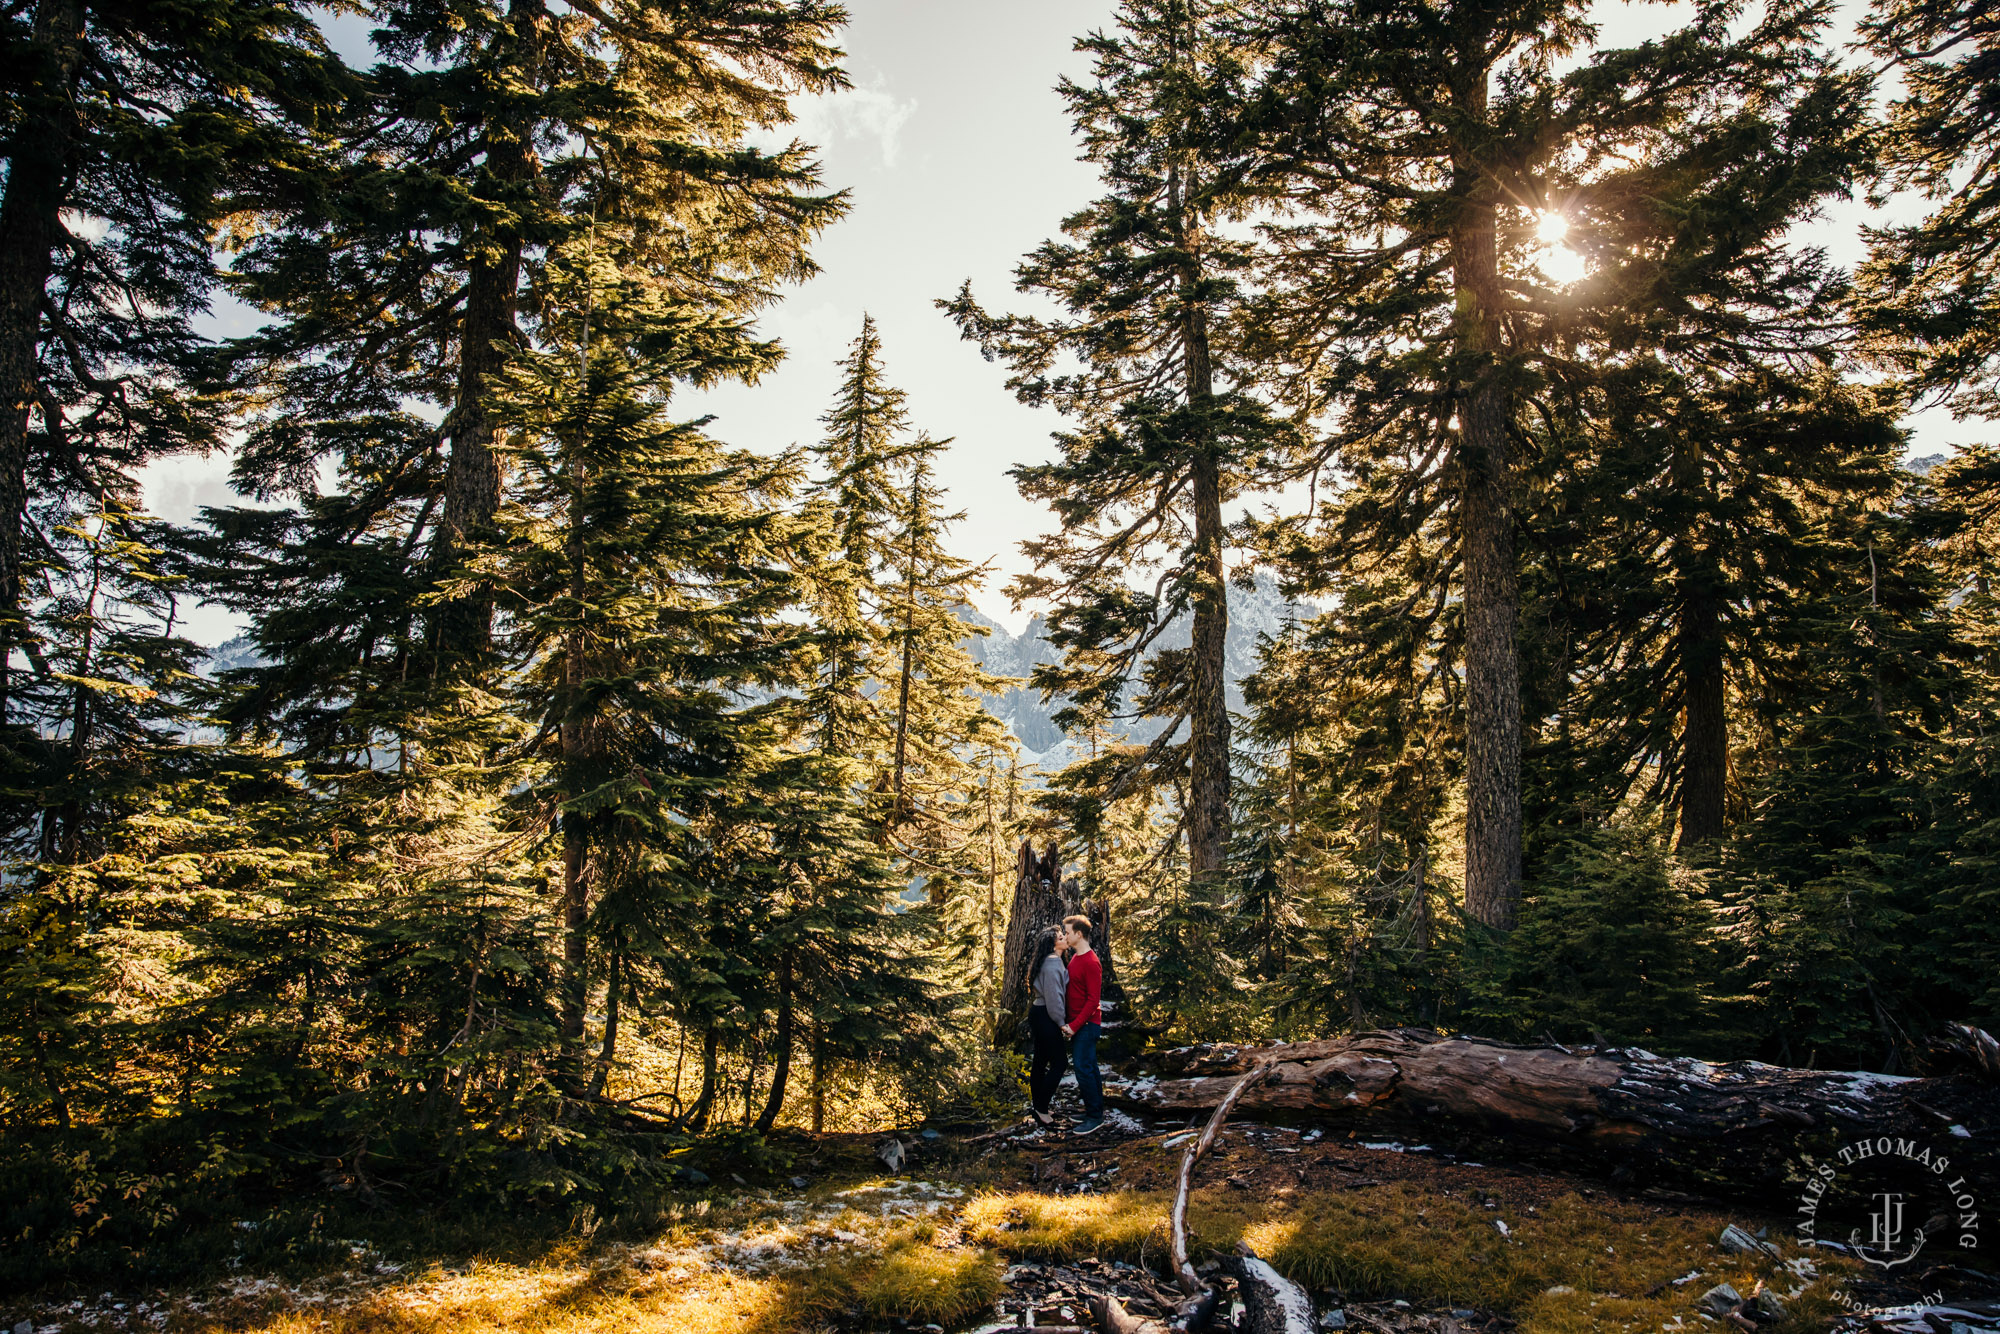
[{"x1": 1796, "y1": 1135, "x2": 1982, "y2": 1270}]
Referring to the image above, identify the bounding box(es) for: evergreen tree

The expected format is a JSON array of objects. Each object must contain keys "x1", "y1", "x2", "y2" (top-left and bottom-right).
[
  {"x1": 800, "y1": 317, "x2": 1009, "y2": 901},
  {"x1": 217, "y1": 0, "x2": 847, "y2": 673},
  {"x1": 487, "y1": 234, "x2": 815, "y2": 1083},
  {"x1": 1236, "y1": 0, "x2": 1868, "y2": 927},
  {"x1": 1239, "y1": 553, "x2": 1459, "y2": 1031},
  {"x1": 944, "y1": 0, "x2": 1287, "y2": 900},
  {"x1": 1123, "y1": 795, "x2": 1247, "y2": 1045},
  {"x1": 1909, "y1": 449, "x2": 2000, "y2": 1029},
  {"x1": 0, "y1": 502, "x2": 212, "y2": 1129},
  {"x1": 1465, "y1": 813, "x2": 1736, "y2": 1053},
  {"x1": 1717, "y1": 481, "x2": 1967, "y2": 1069},
  {"x1": 0, "y1": 0, "x2": 344, "y2": 721},
  {"x1": 790, "y1": 317, "x2": 1009, "y2": 1118},
  {"x1": 801, "y1": 315, "x2": 929, "y2": 814},
  {"x1": 1535, "y1": 371, "x2": 1903, "y2": 850},
  {"x1": 1858, "y1": 0, "x2": 2000, "y2": 414}
]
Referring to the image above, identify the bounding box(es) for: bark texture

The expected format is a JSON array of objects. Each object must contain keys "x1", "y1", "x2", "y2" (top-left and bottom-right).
[
  {"x1": 998, "y1": 840, "x2": 1067, "y2": 1045},
  {"x1": 1677, "y1": 571, "x2": 1728, "y2": 846},
  {"x1": 0, "y1": 0, "x2": 85, "y2": 719},
  {"x1": 1113, "y1": 1026, "x2": 2000, "y2": 1199},
  {"x1": 996, "y1": 839, "x2": 1124, "y2": 1048},
  {"x1": 432, "y1": 0, "x2": 542, "y2": 661},
  {"x1": 1450, "y1": 67, "x2": 1523, "y2": 931}
]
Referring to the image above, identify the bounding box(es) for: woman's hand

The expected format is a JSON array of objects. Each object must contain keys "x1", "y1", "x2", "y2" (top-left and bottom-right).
[{"x1": 1061, "y1": 1024, "x2": 1073, "y2": 1037}]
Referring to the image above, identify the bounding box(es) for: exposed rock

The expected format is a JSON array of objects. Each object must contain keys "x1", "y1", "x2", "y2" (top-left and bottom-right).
[{"x1": 1700, "y1": 1283, "x2": 1744, "y2": 1315}]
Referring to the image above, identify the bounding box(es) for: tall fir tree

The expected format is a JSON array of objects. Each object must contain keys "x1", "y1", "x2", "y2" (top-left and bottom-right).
[
  {"x1": 0, "y1": 0, "x2": 345, "y2": 722},
  {"x1": 486, "y1": 233, "x2": 816, "y2": 1084},
  {"x1": 1236, "y1": 0, "x2": 1868, "y2": 927},
  {"x1": 214, "y1": 0, "x2": 847, "y2": 680},
  {"x1": 1857, "y1": 0, "x2": 2000, "y2": 415},
  {"x1": 944, "y1": 0, "x2": 1287, "y2": 900}
]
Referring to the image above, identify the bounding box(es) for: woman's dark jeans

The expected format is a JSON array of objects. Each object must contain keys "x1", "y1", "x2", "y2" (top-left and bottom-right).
[{"x1": 1028, "y1": 1004, "x2": 1068, "y2": 1113}]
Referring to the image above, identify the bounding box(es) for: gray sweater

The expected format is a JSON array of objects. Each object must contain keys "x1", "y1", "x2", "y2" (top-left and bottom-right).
[{"x1": 1031, "y1": 954, "x2": 1068, "y2": 1025}]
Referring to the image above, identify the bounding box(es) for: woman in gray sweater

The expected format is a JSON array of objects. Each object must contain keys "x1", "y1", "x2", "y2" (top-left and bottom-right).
[{"x1": 1026, "y1": 926, "x2": 1068, "y2": 1126}]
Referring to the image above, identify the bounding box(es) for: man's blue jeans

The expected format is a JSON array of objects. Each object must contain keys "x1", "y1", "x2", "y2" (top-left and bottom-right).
[{"x1": 1072, "y1": 1022, "x2": 1104, "y2": 1117}]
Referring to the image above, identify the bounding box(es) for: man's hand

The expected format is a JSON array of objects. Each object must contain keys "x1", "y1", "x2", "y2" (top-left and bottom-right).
[{"x1": 1062, "y1": 1024, "x2": 1073, "y2": 1037}]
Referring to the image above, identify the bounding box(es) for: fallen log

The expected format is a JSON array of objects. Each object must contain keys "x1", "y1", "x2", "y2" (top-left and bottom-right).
[{"x1": 1111, "y1": 1024, "x2": 1999, "y2": 1199}]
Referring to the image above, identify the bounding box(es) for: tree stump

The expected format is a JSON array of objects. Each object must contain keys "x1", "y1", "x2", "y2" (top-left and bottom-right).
[{"x1": 996, "y1": 839, "x2": 1130, "y2": 1053}]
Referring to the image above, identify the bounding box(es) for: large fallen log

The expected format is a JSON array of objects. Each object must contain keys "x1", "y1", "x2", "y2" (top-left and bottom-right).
[{"x1": 1111, "y1": 1024, "x2": 1999, "y2": 1199}]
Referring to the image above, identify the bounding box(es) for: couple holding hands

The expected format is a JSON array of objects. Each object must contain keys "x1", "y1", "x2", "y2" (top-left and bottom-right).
[{"x1": 1026, "y1": 915, "x2": 1105, "y2": 1134}]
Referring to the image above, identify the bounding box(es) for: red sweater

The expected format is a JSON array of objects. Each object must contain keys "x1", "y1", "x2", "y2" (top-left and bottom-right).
[{"x1": 1064, "y1": 948, "x2": 1102, "y2": 1029}]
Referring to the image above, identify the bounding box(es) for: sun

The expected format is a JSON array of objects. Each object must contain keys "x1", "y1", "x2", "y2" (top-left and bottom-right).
[{"x1": 1534, "y1": 209, "x2": 1586, "y2": 284}]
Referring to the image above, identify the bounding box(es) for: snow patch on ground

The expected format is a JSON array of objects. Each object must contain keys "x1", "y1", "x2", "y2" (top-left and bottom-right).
[{"x1": 1100, "y1": 1107, "x2": 1148, "y2": 1135}]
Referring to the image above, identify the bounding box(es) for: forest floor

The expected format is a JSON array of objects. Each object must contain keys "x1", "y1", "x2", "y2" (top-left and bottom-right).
[{"x1": 4, "y1": 1105, "x2": 1995, "y2": 1334}]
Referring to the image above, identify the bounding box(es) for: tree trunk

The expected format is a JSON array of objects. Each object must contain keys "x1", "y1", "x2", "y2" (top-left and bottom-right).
[
  {"x1": 1187, "y1": 447, "x2": 1231, "y2": 891},
  {"x1": 432, "y1": 0, "x2": 541, "y2": 663},
  {"x1": 891, "y1": 472, "x2": 918, "y2": 827},
  {"x1": 0, "y1": 0, "x2": 85, "y2": 722},
  {"x1": 1450, "y1": 70, "x2": 1523, "y2": 932},
  {"x1": 1175, "y1": 162, "x2": 1231, "y2": 897},
  {"x1": 686, "y1": 1029, "x2": 720, "y2": 1131},
  {"x1": 998, "y1": 841, "x2": 1066, "y2": 1045},
  {"x1": 754, "y1": 956, "x2": 794, "y2": 1134},
  {"x1": 1111, "y1": 1026, "x2": 2000, "y2": 1201},
  {"x1": 810, "y1": 1021, "x2": 827, "y2": 1135},
  {"x1": 1677, "y1": 570, "x2": 1728, "y2": 847},
  {"x1": 586, "y1": 942, "x2": 621, "y2": 1097}
]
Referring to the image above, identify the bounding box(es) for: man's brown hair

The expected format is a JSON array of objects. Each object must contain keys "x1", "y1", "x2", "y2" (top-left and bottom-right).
[{"x1": 1062, "y1": 914, "x2": 1092, "y2": 943}]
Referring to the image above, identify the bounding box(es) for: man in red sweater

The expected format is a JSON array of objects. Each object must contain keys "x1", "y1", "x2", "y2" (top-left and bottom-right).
[{"x1": 1059, "y1": 914, "x2": 1104, "y2": 1134}]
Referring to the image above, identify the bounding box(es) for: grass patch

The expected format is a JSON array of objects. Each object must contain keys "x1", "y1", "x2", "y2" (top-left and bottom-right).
[
  {"x1": 182, "y1": 1262, "x2": 862, "y2": 1334},
  {"x1": 960, "y1": 1188, "x2": 1256, "y2": 1269},
  {"x1": 856, "y1": 1244, "x2": 1002, "y2": 1324}
]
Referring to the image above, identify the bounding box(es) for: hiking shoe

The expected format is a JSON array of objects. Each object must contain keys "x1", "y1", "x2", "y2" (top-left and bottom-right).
[{"x1": 1072, "y1": 1115, "x2": 1104, "y2": 1135}]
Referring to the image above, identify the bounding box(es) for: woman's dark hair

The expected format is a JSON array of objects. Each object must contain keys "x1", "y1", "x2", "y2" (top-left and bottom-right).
[{"x1": 1025, "y1": 926, "x2": 1060, "y2": 992}]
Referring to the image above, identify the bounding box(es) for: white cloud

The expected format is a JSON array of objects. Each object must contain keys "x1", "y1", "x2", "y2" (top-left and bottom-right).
[{"x1": 756, "y1": 78, "x2": 917, "y2": 170}]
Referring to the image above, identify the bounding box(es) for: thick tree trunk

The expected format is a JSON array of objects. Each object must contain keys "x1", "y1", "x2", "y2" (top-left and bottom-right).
[
  {"x1": 998, "y1": 841, "x2": 1066, "y2": 1045},
  {"x1": 1112, "y1": 1027, "x2": 2000, "y2": 1201},
  {"x1": 1451, "y1": 72, "x2": 1523, "y2": 932},
  {"x1": 754, "y1": 957, "x2": 794, "y2": 1134},
  {"x1": 432, "y1": 0, "x2": 541, "y2": 662},
  {"x1": 0, "y1": 0, "x2": 85, "y2": 721},
  {"x1": 1176, "y1": 161, "x2": 1231, "y2": 897},
  {"x1": 1187, "y1": 447, "x2": 1231, "y2": 891},
  {"x1": 1677, "y1": 571, "x2": 1728, "y2": 847},
  {"x1": 997, "y1": 839, "x2": 1127, "y2": 1048}
]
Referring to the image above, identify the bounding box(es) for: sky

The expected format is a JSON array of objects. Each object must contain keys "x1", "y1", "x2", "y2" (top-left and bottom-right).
[{"x1": 141, "y1": 0, "x2": 1987, "y2": 644}]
